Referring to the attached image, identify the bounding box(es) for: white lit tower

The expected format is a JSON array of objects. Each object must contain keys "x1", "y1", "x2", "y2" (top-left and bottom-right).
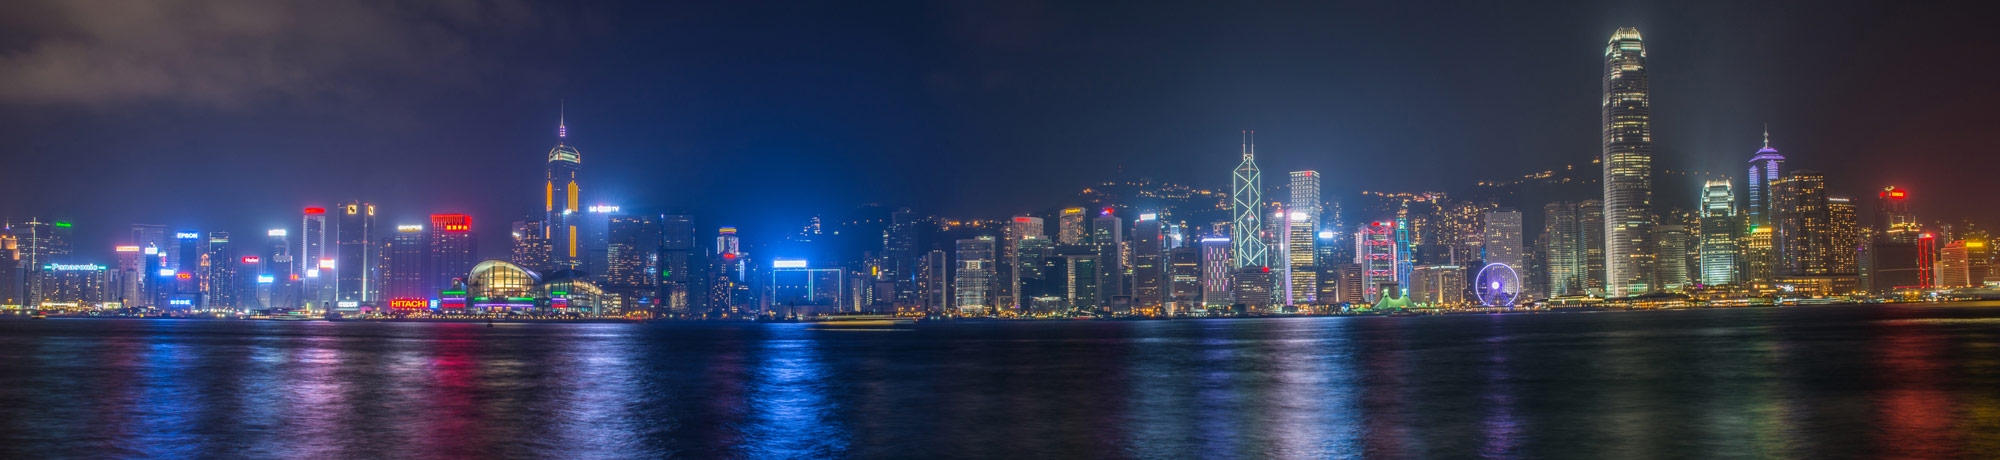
[
  {"x1": 1287, "y1": 171, "x2": 1320, "y2": 304},
  {"x1": 1230, "y1": 131, "x2": 1267, "y2": 270},
  {"x1": 546, "y1": 106, "x2": 584, "y2": 271},
  {"x1": 1601, "y1": 27, "x2": 1655, "y2": 297}
]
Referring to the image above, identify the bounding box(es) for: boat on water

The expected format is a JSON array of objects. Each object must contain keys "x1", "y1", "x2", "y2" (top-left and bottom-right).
[
  {"x1": 812, "y1": 315, "x2": 916, "y2": 328},
  {"x1": 29, "y1": 313, "x2": 48, "y2": 319}
]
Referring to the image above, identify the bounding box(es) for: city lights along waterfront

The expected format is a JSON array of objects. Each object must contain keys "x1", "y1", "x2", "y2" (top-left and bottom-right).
[{"x1": 4, "y1": 3, "x2": 2000, "y2": 458}]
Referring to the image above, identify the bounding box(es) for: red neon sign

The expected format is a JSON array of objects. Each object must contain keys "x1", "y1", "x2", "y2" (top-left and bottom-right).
[
  {"x1": 1014, "y1": 217, "x2": 1031, "y2": 223},
  {"x1": 241, "y1": 256, "x2": 260, "y2": 264},
  {"x1": 431, "y1": 214, "x2": 472, "y2": 232},
  {"x1": 388, "y1": 298, "x2": 429, "y2": 309},
  {"x1": 304, "y1": 207, "x2": 326, "y2": 215}
]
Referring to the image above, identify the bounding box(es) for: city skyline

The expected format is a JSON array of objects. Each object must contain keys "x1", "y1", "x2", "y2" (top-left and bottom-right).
[{"x1": 2, "y1": 1, "x2": 1994, "y2": 263}]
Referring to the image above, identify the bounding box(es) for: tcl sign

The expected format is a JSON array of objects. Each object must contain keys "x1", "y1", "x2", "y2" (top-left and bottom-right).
[{"x1": 388, "y1": 298, "x2": 429, "y2": 309}]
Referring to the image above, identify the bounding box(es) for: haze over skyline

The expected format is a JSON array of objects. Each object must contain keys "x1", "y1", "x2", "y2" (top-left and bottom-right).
[{"x1": 3, "y1": 0, "x2": 1993, "y2": 261}]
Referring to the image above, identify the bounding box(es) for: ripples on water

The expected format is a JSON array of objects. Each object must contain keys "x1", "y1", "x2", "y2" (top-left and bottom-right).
[{"x1": 2, "y1": 303, "x2": 1999, "y2": 459}]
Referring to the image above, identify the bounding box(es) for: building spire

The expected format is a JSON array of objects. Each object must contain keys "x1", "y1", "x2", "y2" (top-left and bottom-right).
[
  {"x1": 1249, "y1": 130, "x2": 1256, "y2": 156},
  {"x1": 1761, "y1": 123, "x2": 1768, "y2": 149},
  {"x1": 558, "y1": 100, "x2": 568, "y2": 139},
  {"x1": 1241, "y1": 130, "x2": 1248, "y2": 157}
]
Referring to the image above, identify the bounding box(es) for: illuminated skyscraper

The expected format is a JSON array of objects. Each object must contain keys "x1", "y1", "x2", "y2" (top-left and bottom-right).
[
  {"x1": 1746, "y1": 128, "x2": 1785, "y2": 228},
  {"x1": 605, "y1": 213, "x2": 661, "y2": 312},
  {"x1": 204, "y1": 232, "x2": 236, "y2": 309},
  {"x1": 1656, "y1": 225, "x2": 1690, "y2": 290},
  {"x1": 1828, "y1": 196, "x2": 1860, "y2": 275},
  {"x1": 1091, "y1": 210, "x2": 1124, "y2": 303},
  {"x1": 954, "y1": 237, "x2": 996, "y2": 314},
  {"x1": 1744, "y1": 227, "x2": 1775, "y2": 281},
  {"x1": 1058, "y1": 208, "x2": 1087, "y2": 245},
  {"x1": 262, "y1": 229, "x2": 294, "y2": 309},
  {"x1": 1938, "y1": 240, "x2": 1988, "y2": 288},
  {"x1": 884, "y1": 208, "x2": 919, "y2": 307},
  {"x1": 1543, "y1": 202, "x2": 1582, "y2": 296},
  {"x1": 660, "y1": 213, "x2": 696, "y2": 314},
  {"x1": 1876, "y1": 186, "x2": 1918, "y2": 244},
  {"x1": 1007, "y1": 216, "x2": 1045, "y2": 312},
  {"x1": 1601, "y1": 27, "x2": 1655, "y2": 297},
  {"x1": 1199, "y1": 237, "x2": 1232, "y2": 308},
  {"x1": 1698, "y1": 181, "x2": 1740, "y2": 285},
  {"x1": 510, "y1": 220, "x2": 552, "y2": 274},
  {"x1": 1772, "y1": 171, "x2": 1830, "y2": 275},
  {"x1": 545, "y1": 109, "x2": 583, "y2": 271},
  {"x1": 1482, "y1": 208, "x2": 1523, "y2": 269},
  {"x1": 427, "y1": 214, "x2": 476, "y2": 299},
  {"x1": 1132, "y1": 214, "x2": 1165, "y2": 313},
  {"x1": 1286, "y1": 211, "x2": 1316, "y2": 305},
  {"x1": 1231, "y1": 132, "x2": 1267, "y2": 269},
  {"x1": 386, "y1": 225, "x2": 427, "y2": 300},
  {"x1": 1168, "y1": 246, "x2": 1200, "y2": 313},
  {"x1": 334, "y1": 201, "x2": 376, "y2": 310},
  {"x1": 1359, "y1": 221, "x2": 1396, "y2": 301},
  {"x1": 1917, "y1": 233, "x2": 1937, "y2": 288},
  {"x1": 301, "y1": 207, "x2": 329, "y2": 307}
]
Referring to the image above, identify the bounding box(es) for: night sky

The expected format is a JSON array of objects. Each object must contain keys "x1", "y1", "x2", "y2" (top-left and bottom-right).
[{"x1": 2, "y1": 0, "x2": 1993, "y2": 261}]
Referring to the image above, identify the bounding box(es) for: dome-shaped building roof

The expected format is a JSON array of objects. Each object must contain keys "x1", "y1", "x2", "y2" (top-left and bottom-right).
[{"x1": 467, "y1": 260, "x2": 541, "y2": 302}]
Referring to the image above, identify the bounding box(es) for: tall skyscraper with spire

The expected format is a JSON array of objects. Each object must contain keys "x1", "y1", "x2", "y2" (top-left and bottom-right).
[
  {"x1": 1230, "y1": 131, "x2": 1267, "y2": 269},
  {"x1": 1601, "y1": 27, "x2": 1654, "y2": 297},
  {"x1": 1747, "y1": 127, "x2": 1785, "y2": 229},
  {"x1": 545, "y1": 106, "x2": 583, "y2": 271}
]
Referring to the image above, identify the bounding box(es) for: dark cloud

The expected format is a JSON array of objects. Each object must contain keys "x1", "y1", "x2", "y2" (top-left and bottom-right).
[{"x1": 0, "y1": 0, "x2": 549, "y2": 108}]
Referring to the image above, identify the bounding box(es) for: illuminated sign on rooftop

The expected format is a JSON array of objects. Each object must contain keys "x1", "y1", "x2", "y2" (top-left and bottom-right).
[
  {"x1": 45, "y1": 263, "x2": 105, "y2": 271},
  {"x1": 241, "y1": 256, "x2": 260, "y2": 264},
  {"x1": 397, "y1": 225, "x2": 424, "y2": 232},
  {"x1": 53, "y1": 221, "x2": 72, "y2": 228},
  {"x1": 176, "y1": 232, "x2": 200, "y2": 239},
  {"x1": 257, "y1": 275, "x2": 275, "y2": 284},
  {"x1": 431, "y1": 214, "x2": 471, "y2": 232},
  {"x1": 319, "y1": 259, "x2": 336, "y2": 269},
  {"x1": 773, "y1": 259, "x2": 809, "y2": 269},
  {"x1": 588, "y1": 205, "x2": 620, "y2": 213},
  {"x1": 1138, "y1": 213, "x2": 1158, "y2": 221},
  {"x1": 268, "y1": 229, "x2": 287, "y2": 236},
  {"x1": 719, "y1": 227, "x2": 737, "y2": 234},
  {"x1": 115, "y1": 245, "x2": 140, "y2": 252},
  {"x1": 304, "y1": 207, "x2": 325, "y2": 215},
  {"x1": 159, "y1": 269, "x2": 176, "y2": 276}
]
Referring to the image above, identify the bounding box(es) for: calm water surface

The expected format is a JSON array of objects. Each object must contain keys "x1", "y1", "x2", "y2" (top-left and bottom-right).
[{"x1": 4, "y1": 303, "x2": 2000, "y2": 459}]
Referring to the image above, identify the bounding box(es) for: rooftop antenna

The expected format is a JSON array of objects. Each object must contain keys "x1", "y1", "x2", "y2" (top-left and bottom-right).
[
  {"x1": 558, "y1": 99, "x2": 568, "y2": 139},
  {"x1": 1762, "y1": 123, "x2": 1769, "y2": 149}
]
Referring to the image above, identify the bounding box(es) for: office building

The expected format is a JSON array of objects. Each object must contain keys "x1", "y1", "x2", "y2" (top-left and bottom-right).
[
  {"x1": 1131, "y1": 214, "x2": 1165, "y2": 313},
  {"x1": 1772, "y1": 171, "x2": 1831, "y2": 275},
  {"x1": 334, "y1": 201, "x2": 376, "y2": 311},
  {"x1": 1199, "y1": 237, "x2": 1231, "y2": 309},
  {"x1": 1602, "y1": 27, "x2": 1656, "y2": 297},
  {"x1": 386, "y1": 225, "x2": 427, "y2": 300},
  {"x1": 1058, "y1": 208, "x2": 1087, "y2": 245},
  {"x1": 1482, "y1": 208, "x2": 1523, "y2": 269},
  {"x1": 204, "y1": 232, "x2": 237, "y2": 308},
  {"x1": 1747, "y1": 128, "x2": 1785, "y2": 228},
  {"x1": 1231, "y1": 132, "x2": 1268, "y2": 269},
  {"x1": 954, "y1": 237, "x2": 996, "y2": 314},
  {"x1": 1698, "y1": 181, "x2": 1741, "y2": 285},
  {"x1": 545, "y1": 111, "x2": 584, "y2": 271},
  {"x1": 605, "y1": 213, "x2": 661, "y2": 312}
]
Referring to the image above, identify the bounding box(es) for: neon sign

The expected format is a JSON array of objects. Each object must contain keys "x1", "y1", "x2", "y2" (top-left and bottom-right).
[
  {"x1": 115, "y1": 245, "x2": 140, "y2": 252},
  {"x1": 176, "y1": 232, "x2": 200, "y2": 239},
  {"x1": 177, "y1": 273, "x2": 192, "y2": 280},
  {"x1": 304, "y1": 207, "x2": 326, "y2": 215},
  {"x1": 319, "y1": 259, "x2": 336, "y2": 269},
  {"x1": 268, "y1": 229, "x2": 287, "y2": 236},
  {"x1": 388, "y1": 298, "x2": 429, "y2": 309},
  {"x1": 257, "y1": 275, "x2": 275, "y2": 284},
  {"x1": 432, "y1": 214, "x2": 472, "y2": 232},
  {"x1": 45, "y1": 263, "x2": 105, "y2": 271},
  {"x1": 159, "y1": 269, "x2": 176, "y2": 276},
  {"x1": 169, "y1": 299, "x2": 193, "y2": 306},
  {"x1": 241, "y1": 256, "x2": 260, "y2": 264},
  {"x1": 773, "y1": 259, "x2": 808, "y2": 269},
  {"x1": 588, "y1": 205, "x2": 620, "y2": 213},
  {"x1": 336, "y1": 301, "x2": 359, "y2": 308}
]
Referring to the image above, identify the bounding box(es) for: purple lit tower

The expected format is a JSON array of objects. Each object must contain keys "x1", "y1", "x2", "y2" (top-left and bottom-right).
[{"x1": 1747, "y1": 126, "x2": 1784, "y2": 228}]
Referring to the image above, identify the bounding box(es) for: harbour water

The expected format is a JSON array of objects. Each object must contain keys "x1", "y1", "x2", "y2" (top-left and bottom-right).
[{"x1": 3, "y1": 303, "x2": 1998, "y2": 459}]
